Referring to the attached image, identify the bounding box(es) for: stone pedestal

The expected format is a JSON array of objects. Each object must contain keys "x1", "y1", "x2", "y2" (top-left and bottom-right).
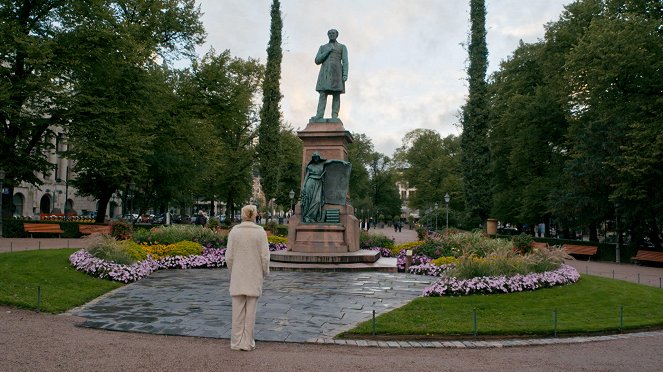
[
  {"x1": 288, "y1": 118, "x2": 360, "y2": 254},
  {"x1": 486, "y1": 218, "x2": 498, "y2": 236},
  {"x1": 288, "y1": 203, "x2": 359, "y2": 253}
]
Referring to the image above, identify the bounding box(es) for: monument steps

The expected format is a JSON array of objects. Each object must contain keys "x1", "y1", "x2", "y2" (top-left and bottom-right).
[
  {"x1": 270, "y1": 250, "x2": 396, "y2": 272},
  {"x1": 269, "y1": 257, "x2": 397, "y2": 272}
]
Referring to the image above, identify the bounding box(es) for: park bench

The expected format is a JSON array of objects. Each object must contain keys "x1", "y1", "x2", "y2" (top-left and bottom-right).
[
  {"x1": 23, "y1": 223, "x2": 64, "y2": 238},
  {"x1": 631, "y1": 250, "x2": 663, "y2": 265},
  {"x1": 562, "y1": 244, "x2": 598, "y2": 260},
  {"x1": 530, "y1": 241, "x2": 549, "y2": 250},
  {"x1": 79, "y1": 225, "x2": 112, "y2": 235}
]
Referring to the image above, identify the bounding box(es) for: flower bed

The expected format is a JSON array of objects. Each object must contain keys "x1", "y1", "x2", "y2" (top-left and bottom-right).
[
  {"x1": 407, "y1": 262, "x2": 455, "y2": 277},
  {"x1": 69, "y1": 247, "x2": 226, "y2": 283},
  {"x1": 71, "y1": 240, "x2": 288, "y2": 283},
  {"x1": 422, "y1": 264, "x2": 580, "y2": 296}
]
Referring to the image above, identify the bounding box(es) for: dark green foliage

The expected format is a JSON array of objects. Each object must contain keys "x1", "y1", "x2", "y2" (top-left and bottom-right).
[
  {"x1": 188, "y1": 50, "x2": 264, "y2": 219},
  {"x1": 485, "y1": 0, "x2": 662, "y2": 247},
  {"x1": 394, "y1": 129, "x2": 462, "y2": 226},
  {"x1": 1, "y1": 219, "x2": 28, "y2": 238},
  {"x1": 460, "y1": 0, "x2": 491, "y2": 224},
  {"x1": 359, "y1": 232, "x2": 395, "y2": 249},
  {"x1": 415, "y1": 240, "x2": 453, "y2": 259},
  {"x1": 257, "y1": 0, "x2": 284, "y2": 202},
  {"x1": 512, "y1": 233, "x2": 533, "y2": 255},
  {"x1": 111, "y1": 221, "x2": 133, "y2": 240}
]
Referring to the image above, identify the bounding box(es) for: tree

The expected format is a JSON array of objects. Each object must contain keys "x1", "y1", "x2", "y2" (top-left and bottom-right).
[
  {"x1": 394, "y1": 129, "x2": 463, "y2": 225},
  {"x1": 190, "y1": 50, "x2": 264, "y2": 220},
  {"x1": 61, "y1": 0, "x2": 204, "y2": 222},
  {"x1": 367, "y1": 154, "x2": 401, "y2": 220},
  {"x1": 347, "y1": 132, "x2": 374, "y2": 209},
  {"x1": 0, "y1": 1, "x2": 71, "y2": 218},
  {"x1": 257, "y1": 0, "x2": 283, "y2": 204},
  {"x1": 487, "y1": 41, "x2": 567, "y2": 232},
  {"x1": 274, "y1": 126, "x2": 302, "y2": 210},
  {"x1": 558, "y1": 2, "x2": 662, "y2": 244},
  {"x1": 460, "y1": 0, "x2": 491, "y2": 226}
]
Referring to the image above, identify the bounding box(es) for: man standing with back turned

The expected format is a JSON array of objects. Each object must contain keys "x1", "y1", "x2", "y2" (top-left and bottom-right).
[{"x1": 312, "y1": 29, "x2": 348, "y2": 120}]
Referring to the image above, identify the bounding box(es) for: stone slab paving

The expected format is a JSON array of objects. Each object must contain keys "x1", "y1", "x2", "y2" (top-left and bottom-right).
[{"x1": 71, "y1": 268, "x2": 434, "y2": 343}]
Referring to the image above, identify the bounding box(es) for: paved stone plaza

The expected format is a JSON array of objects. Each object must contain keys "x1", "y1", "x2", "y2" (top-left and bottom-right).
[{"x1": 71, "y1": 268, "x2": 434, "y2": 343}]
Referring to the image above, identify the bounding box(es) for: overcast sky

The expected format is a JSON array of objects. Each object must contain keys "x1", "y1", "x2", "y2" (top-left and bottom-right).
[{"x1": 194, "y1": 0, "x2": 573, "y2": 156}]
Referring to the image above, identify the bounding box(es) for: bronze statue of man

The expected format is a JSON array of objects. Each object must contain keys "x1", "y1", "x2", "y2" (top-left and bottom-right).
[{"x1": 312, "y1": 29, "x2": 348, "y2": 120}]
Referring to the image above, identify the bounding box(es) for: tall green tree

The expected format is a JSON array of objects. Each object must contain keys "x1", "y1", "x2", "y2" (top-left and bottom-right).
[
  {"x1": 394, "y1": 129, "x2": 463, "y2": 225},
  {"x1": 460, "y1": 0, "x2": 491, "y2": 226},
  {"x1": 257, "y1": 0, "x2": 283, "y2": 203},
  {"x1": 558, "y1": 0, "x2": 662, "y2": 244},
  {"x1": 62, "y1": 0, "x2": 204, "y2": 222},
  {"x1": 487, "y1": 41, "x2": 567, "y2": 232},
  {"x1": 274, "y1": 125, "x2": 302, "y2": 211},
  {"x1": 347, "y1": 132, "x2": 374, "y2": 209},
  {"x1": 367, "y1": 154, "x2": 401, "y2": 221},
  {"x1": 0, "y1": 1, "x2": 71, "y2": 218},
  {"x1": 190, "y1": 50, "x2": 264, "y2": 219}
]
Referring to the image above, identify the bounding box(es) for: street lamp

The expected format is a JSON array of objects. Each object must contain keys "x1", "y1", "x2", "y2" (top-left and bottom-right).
[
  {"x1": 57, "y1": 166, "x2": 70, "y2": 220},
  {"x1": 360, "y1": 208, "x2": 364, "y2": 230},
  {"x1": 0, "y1": 169, "x2": 5, "y2": 237},
  {"x1": 615, "y1": 203, "x2": 620, "y2": 264},
  {"x1": 444, "y1": 193, "x2": 450, "y2": 230},
  {"x1": 434, "y1": 203, "x2": 439, "y2": 231},
  {"x1": 289, "y1": 189, "x2": 295, "y2": 215}
]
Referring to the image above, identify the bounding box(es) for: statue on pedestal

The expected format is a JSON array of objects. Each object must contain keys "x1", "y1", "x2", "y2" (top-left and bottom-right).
[{"x1": 311, "y1": 29, "x2": 348, "y2": 120}]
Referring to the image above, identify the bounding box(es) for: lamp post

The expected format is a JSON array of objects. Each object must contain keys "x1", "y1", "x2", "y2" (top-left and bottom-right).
[
  {"x1": 56, "y1": 168, "x2": 70, "y2": 220},
  {"x1": 63, "y1": 166, "x2": 69, "y2": 219},
  {"x1": 360, "y1": 208, "x2": 364, "y2": 230},
  {"x1": 0, "y1": 169, "x2": 5, "y2": 237},
  {"x1": 615, "y1": 203, "x2": 620, "y2": 264},
  {"x1": 444, "y1": 193, "x2": 450, "y2": 230},
  {"x1": 434, "y1": 203, "x2": 439, "y2": 231},
  {"x1": 289, "y1": 189, "x2": 295, "y2": 216}
]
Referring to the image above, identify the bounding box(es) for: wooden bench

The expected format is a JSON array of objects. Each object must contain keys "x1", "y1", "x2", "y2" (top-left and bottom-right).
[
  {"x1": 631, "y1": 250, "x2": 663, "y2": 265},
  {"x1": 79, "y1": 225, "x2": 112, "y2": 235},
  {"x1": 23, "y1": 223, "x2": 64, "y2": 238},
  {"x1": 530, "y1": 242, "x2": 549, "y2": 249},
  {"x1": 563, "y1": 244, "x2": 598, "y2": 260}
]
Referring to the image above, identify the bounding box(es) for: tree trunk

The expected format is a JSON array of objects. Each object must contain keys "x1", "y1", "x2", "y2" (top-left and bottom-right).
[
  {"x1": 589, "y1": 221, "x2": 598, "y2": 242},
  {"x1": 95, "y1": 192, "x2": 112, "y2": 224}
]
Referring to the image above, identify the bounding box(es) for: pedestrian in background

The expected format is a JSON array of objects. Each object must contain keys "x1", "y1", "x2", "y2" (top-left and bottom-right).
[{"x1": 225, "y1": 204, "x2": 270, "y2": 351}]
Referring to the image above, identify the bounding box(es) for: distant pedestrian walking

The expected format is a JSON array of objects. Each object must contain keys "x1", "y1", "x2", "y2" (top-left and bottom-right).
[
  {"x1": 225, "y1": 205, "x2": 270, "y2": 351},
  {"x1": 194, "y1": 210, "x2": 207, "y2": 226}
]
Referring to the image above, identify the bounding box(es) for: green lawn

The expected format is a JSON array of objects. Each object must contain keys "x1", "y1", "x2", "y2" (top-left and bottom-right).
[
  {"x1": 342, "y1": 275, "x2": 663, "y2": 338},
  {"x1": 0, "y1": 249, "x2": 123, "y2": 313}
]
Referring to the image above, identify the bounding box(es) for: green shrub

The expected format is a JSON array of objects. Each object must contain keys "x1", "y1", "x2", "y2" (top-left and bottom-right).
[
  {"x1": 512, "y1": 233, "x2": 534, "y2": 254},
  {"x1": 360, "y1": 231, "x2": 395, "y2": 249},
  {"x1": 415, "y1": 226, "x2": 427, "y2": 240},
  {"x1": 132, "y1": 224, "x2": 226, "y2": 248},
  {"x1": 207, "y1": 217, "x2": 221, "y2": 231},
  {"x1": 111, "y1": 220, "x2": 133, "y2": 240},
  {"x1": 416, "y1": 240, "x2": 453, "y2": 259},
  {"x1": 273, "y1": 224, "x2": 289, "y2": 237},
  {"x1": 2, "y1": 218, "x2": 28, "y2": 238},
  {"x1": 86, "y1": 235, "x2": 138, "y2": 265}
]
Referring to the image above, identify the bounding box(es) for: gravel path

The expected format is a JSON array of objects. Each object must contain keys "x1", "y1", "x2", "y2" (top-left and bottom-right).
[{"x1": 2, "y1": 305, "x2": 663, "y2": 371}]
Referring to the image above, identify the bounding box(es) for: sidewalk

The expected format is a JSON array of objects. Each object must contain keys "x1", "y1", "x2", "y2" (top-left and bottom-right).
[{"x1": 0, "y1": 237, "x2": 92, "y2": 253}]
